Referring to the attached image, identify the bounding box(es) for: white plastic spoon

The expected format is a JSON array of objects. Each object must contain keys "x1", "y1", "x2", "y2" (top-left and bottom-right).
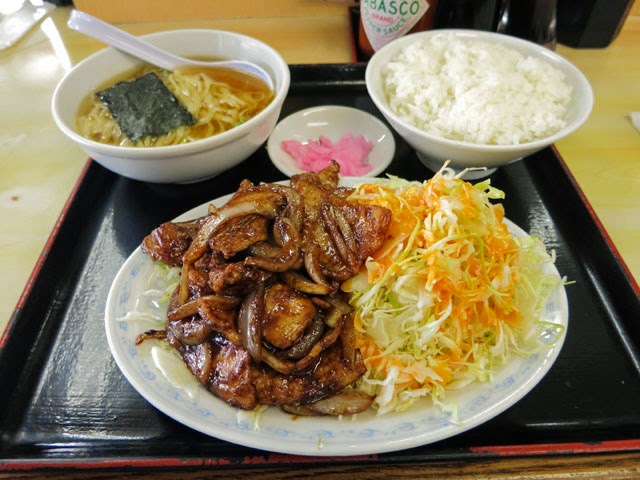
[{"x1": 67, "y1": 9, "x2": 274, "y2": 90}]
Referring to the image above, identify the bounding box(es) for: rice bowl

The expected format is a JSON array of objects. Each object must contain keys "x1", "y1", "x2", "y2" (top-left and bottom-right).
[
  {"x1": 382, "y1": 32, "x2": 572, "y2": 145},
  {"x1": 365, "y1": 29, "x2": 593, "y2": 178}
]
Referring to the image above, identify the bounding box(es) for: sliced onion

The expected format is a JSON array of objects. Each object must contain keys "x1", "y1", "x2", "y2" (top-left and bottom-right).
[
  {"x1": 266, "y1": 184, "x2": 304, "y2": 232},
  {"x1": 178, "y1": 262, "x2": 191, "y2": 306},
  {"x1": 167, "y1": 298, "x2": 199, "y2": 321},
  {"x1": 248, "y1": 241, "x2": 282, "y2": 258},
  {"x1": 261, "y1": 314, "x2": 343, "y2": 374},
  {"x1": 168, "y1": 317, "x2": 213, "y2": 346},
  {"x1": 322, "y1": 263, "x2": 354, "y2": 282},
  {"x1": 281, "y1": 270, "x2": 331, "y2": 295},
  {"x1": 135, "y1": 329, "x2": 167, "y2": 345},
  {"x1": 302, "y1": 390, "x2": 374, "y2": 416},
  {"x1": 340, "y1": 312, "x2": 357, "y2": 364},
  {"x1": 244, "y1": 217, "x2": 300, "y2": 272},
  {"x1": 281, "y1": 404, "x2": 323, "y2": 416},
  {"x1": 291, "y1": 314, "x2": 344, "y2": 372},
  {"x1": 280, "y1": 315, "x2": 325, "y2": 360},
  {"x1": 303, "y1": 246, "x2": 330, "y2": 287},
  {"x1": 197, "y1": 294, "x2": 242, "y2": 311},
  {"x1": 322, "y1": 306, "x2": 343, "y2": 328},
  {"x1": 249, "y1": 241, "x2": 304, "y2": 271},
  {"x1": 325, "y1": 293, "x2": 353, "y2": 315},
  {"x1": 237, "y1": 284, "x2": 264, "y2": 361},
  {"x1": 260, "y1": 349, "x2": 296, "y2": 374},
  {"x1": 244, "y1": 254, "x2": 299, "y2": 273},
  {"x1": 310, "y1": 297, "x2": 331, "y2": 310},
  {"x1": 184, "y1": 200, "x2": 280, "y2": 263},
  {"x1": 198, "y1": 299, "x2": 242, "y2": 346},
  {"x1": 187, "y1": 343, "x2": 214, "y2": 384}
]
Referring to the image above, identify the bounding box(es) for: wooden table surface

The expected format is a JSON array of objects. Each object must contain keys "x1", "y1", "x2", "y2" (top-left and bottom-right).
[{"x1": 1, "y1": 2, "x2": 639, "y2": 478}]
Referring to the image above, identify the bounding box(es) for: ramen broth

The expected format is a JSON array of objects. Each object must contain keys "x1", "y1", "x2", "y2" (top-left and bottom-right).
[{"x1": 76, "y1": 63, "x2": 274, "y2": 147}]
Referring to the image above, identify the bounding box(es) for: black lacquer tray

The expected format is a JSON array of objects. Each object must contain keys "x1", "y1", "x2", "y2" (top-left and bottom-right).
[{"x1": 1, "y1": 64, "x2": 639, "y2": 472}]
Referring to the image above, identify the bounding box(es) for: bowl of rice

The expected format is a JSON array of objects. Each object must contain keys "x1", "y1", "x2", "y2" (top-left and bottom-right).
[{"x1": 365, "y1": 29, "x2": 593, "y2": 178}]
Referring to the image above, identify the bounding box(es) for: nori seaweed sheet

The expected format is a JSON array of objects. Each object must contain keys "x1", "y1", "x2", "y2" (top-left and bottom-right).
[{"x1": 97, "y1": 72, "x2": 196, "y2": 142}]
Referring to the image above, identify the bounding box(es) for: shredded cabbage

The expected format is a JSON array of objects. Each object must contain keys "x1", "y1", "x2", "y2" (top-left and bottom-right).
[
  {"x1": 343, "y1": 168, "x2": 564, "y2": 414},
  {"x1": 116, "y1": 262, "x2": 179, "y2": 325}
]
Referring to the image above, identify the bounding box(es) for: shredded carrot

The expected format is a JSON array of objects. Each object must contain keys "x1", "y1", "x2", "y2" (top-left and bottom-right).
[{"x1": 343, "y1": 168, "x2": 561, "y2": 414}]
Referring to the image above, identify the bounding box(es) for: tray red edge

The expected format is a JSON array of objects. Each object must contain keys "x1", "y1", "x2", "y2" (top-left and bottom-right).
[
  {"x1": 1, "y1": 149, "x2": 639, "y2": 470},
  {"x1": 1, "y1": 438, "x2": 640, "y2": 472}
]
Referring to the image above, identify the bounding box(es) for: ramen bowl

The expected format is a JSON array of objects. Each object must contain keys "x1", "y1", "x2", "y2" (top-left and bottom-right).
[
  {"x1": 52, "y1": 29, "x2": 290, "y2": 183},
  {"x1": 365, "y1": 29, "x2": 593, "y2": 179}
]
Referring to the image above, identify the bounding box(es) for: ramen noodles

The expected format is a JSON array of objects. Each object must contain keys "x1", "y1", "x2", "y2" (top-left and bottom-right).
[{"x1": 77, "y1": 64, "x2": 274, "y2": 147}]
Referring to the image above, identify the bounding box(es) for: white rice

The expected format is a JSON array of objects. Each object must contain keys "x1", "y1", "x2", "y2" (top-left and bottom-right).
[{"x1": 382, "y1": 33, "x2": 573, "y2": 145}]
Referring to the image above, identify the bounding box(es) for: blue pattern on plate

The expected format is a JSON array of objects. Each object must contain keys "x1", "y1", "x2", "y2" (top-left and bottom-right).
[{"x1": 105, "y1": 208, "x2": 569, "y2": 456}]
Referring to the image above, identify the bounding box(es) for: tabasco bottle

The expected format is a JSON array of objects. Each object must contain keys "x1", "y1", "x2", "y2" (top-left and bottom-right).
[{"x1": 358, "y1": 0, "x2": 438, "y2": 59}]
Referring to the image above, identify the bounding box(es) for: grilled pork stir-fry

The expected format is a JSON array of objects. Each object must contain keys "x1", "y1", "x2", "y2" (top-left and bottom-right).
[{"x1": 138, "y1": 164, "x2": 391, "y2": 414}]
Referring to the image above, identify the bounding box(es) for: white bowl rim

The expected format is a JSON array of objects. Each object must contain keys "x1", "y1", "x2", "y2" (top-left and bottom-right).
[
  {"x1": 267, "y1": 104, "x2": 396, "y2": 177},
  {"x1": 365, "y1": 28, "x2": 594, "y2": 152},
  {"x1": 51, "y1": 28, "x2": 290, "y2": 158}
]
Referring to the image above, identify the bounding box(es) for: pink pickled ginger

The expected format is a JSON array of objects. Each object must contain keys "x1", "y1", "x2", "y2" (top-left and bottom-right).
[{"x1": 281, "y1": 133, "x2": 373, "y2": 176}]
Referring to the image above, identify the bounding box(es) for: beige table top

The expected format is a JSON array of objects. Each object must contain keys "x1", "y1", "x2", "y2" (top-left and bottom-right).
[
  {"x1": 2, "y1": 5, "x2": 638, "y2": 333},
  {"x1": 0, "y1": 3, "x2": 639, "y2": 478}
]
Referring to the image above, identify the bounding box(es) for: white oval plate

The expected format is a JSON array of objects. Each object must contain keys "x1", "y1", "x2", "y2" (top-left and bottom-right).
[
  {"x1": 267, "y1": 105, "x2": 396, "y2": 177},
  {"x1": 105, "y1": 181, "x2": 568, "y2": 457}
]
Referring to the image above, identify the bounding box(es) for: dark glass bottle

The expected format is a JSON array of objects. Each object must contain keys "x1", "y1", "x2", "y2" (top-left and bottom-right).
[
  {"x1": 496, "y1": 0, "x2": 558, "y2": 49},
  {"x1": 433, "y1": 0, "x2": 501, "y2": 31},
  {"x1": 556, "y1": 0, "x2": 633, "y2": 48}
]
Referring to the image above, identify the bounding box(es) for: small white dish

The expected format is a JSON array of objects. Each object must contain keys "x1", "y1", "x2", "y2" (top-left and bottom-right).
[{"x1": 267, "y1": 105, "x2": 395, "y2": 177}]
